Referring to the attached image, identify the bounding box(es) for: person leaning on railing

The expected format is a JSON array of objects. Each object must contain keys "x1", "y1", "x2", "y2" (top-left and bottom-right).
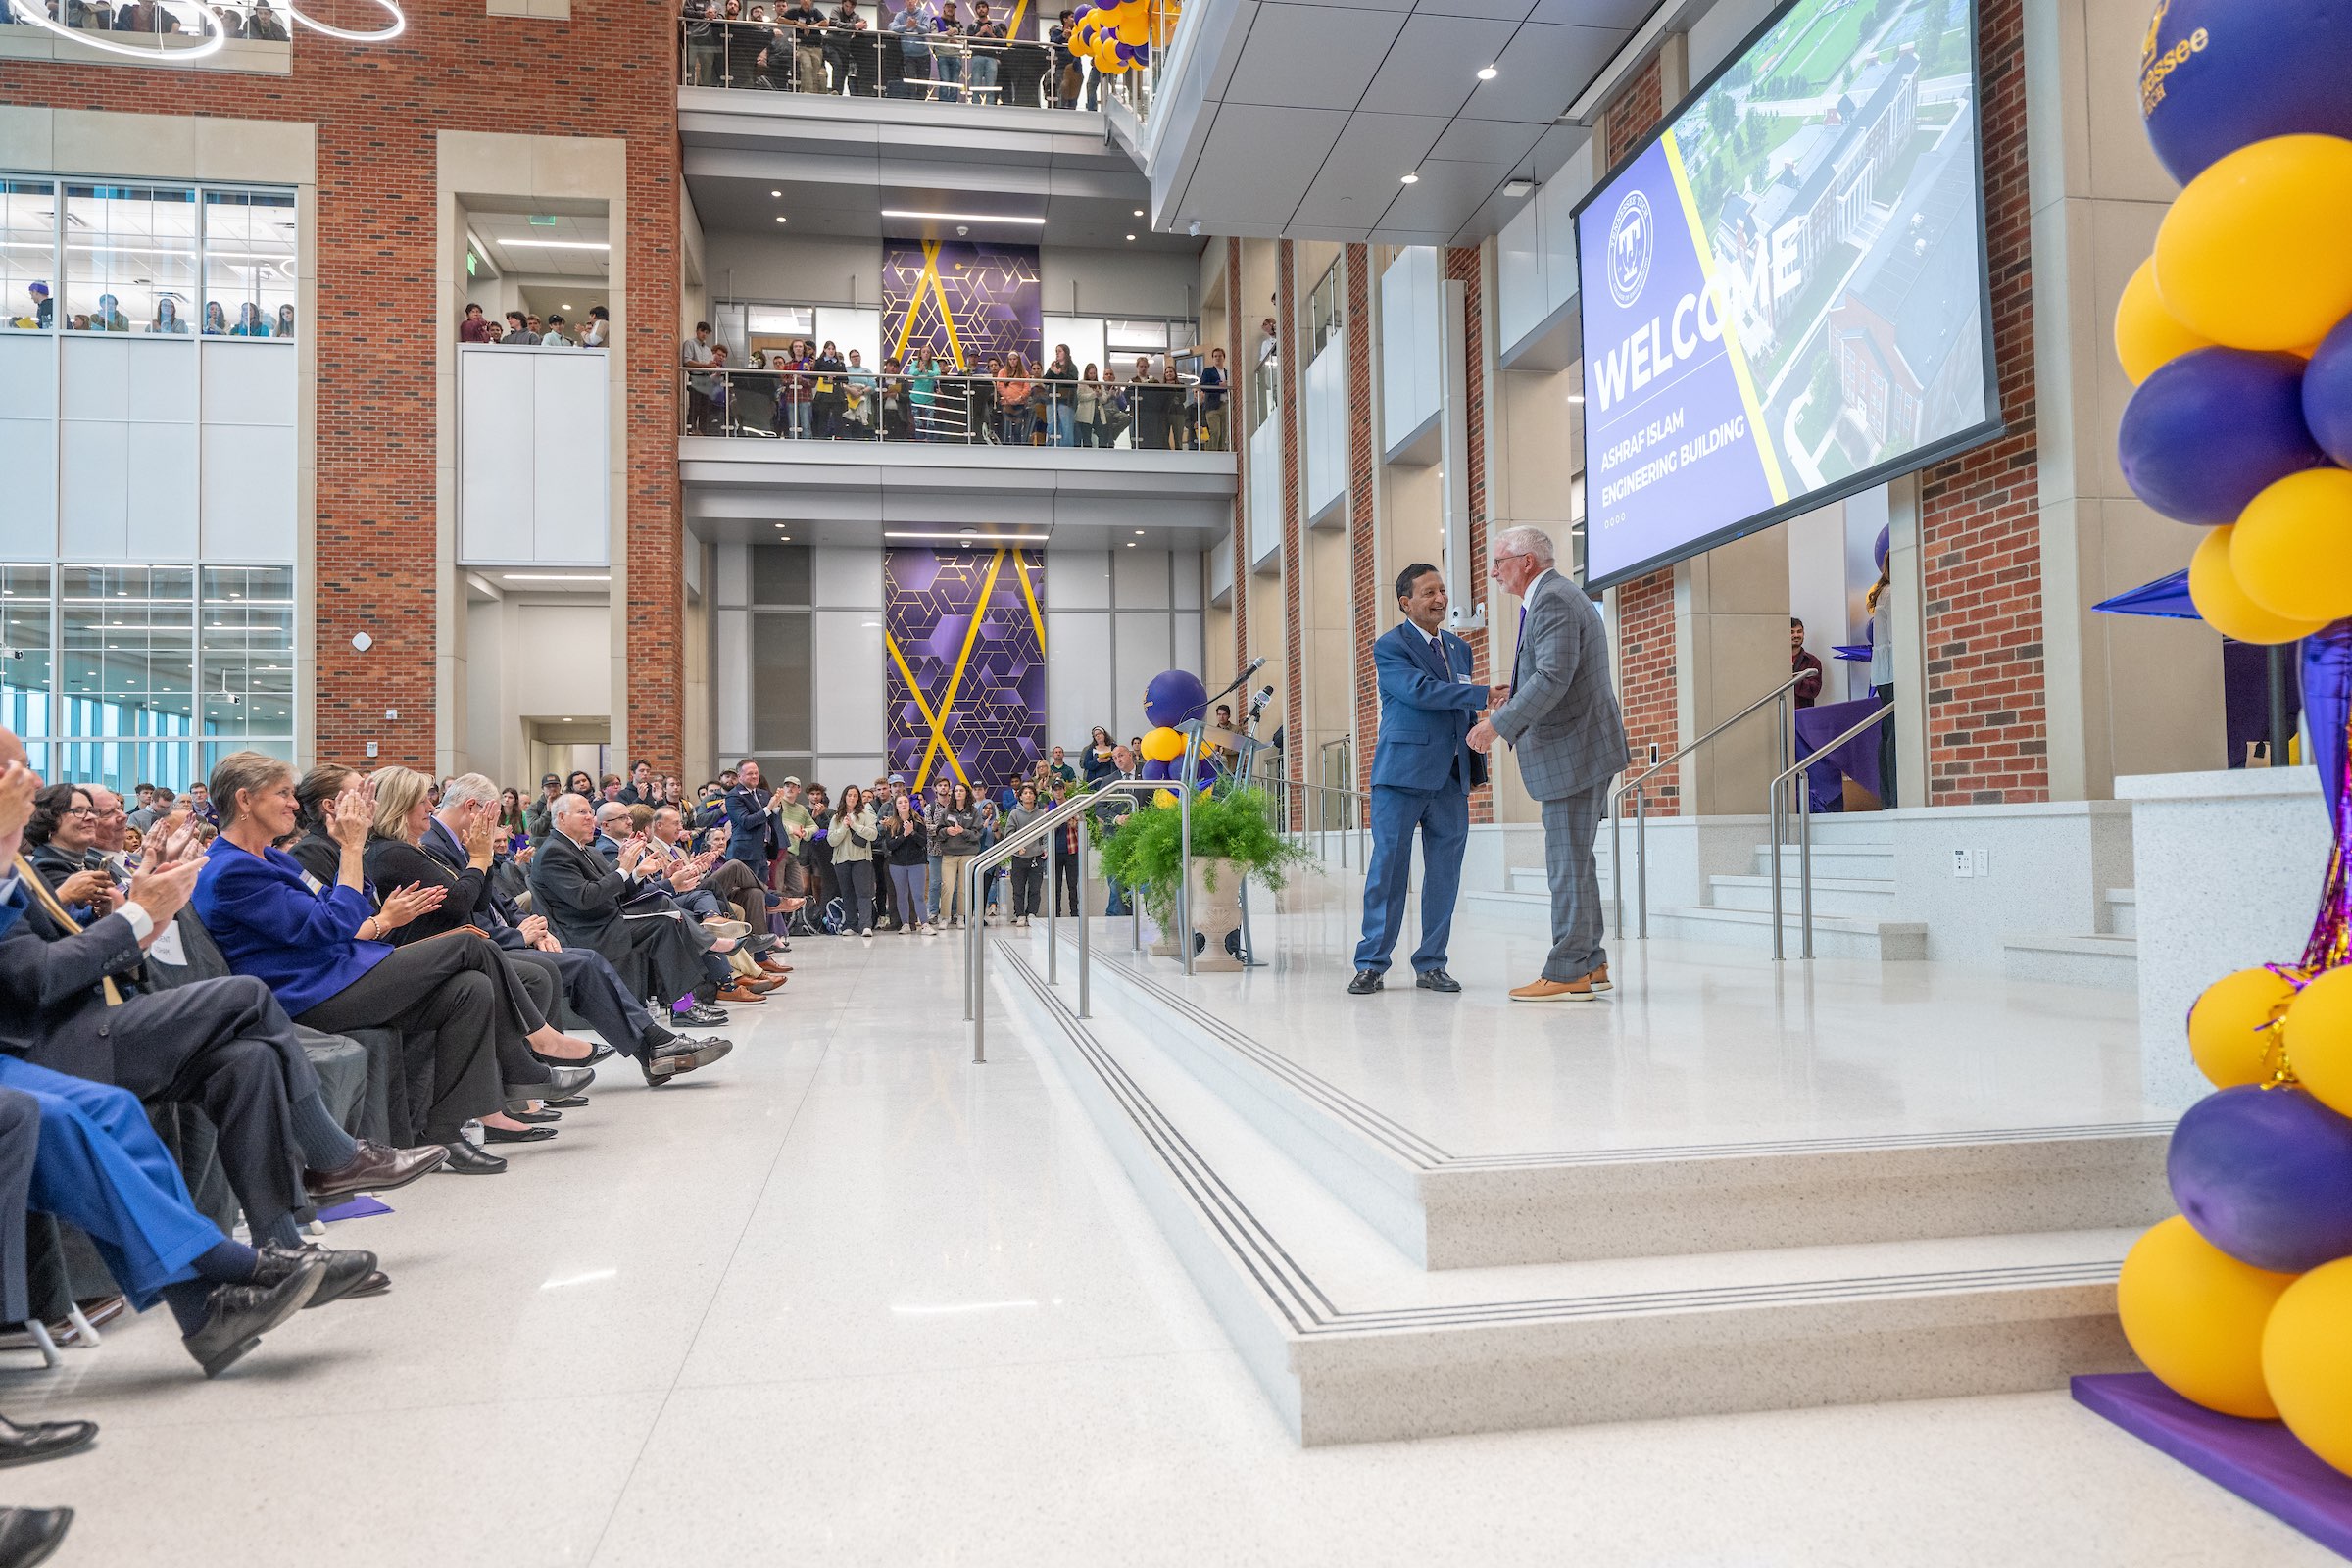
[
  {"x1": 826, "y1": 0, "x2": 871, "y2": 93},
  {"x1": 778, "y1": 0, "x2": 826, "y2": 88}
]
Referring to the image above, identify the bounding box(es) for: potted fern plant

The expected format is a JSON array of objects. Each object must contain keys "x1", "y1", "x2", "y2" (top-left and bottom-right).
[{"x1": 1094, "y1": 785, "x2": 1316, "y2": 969}]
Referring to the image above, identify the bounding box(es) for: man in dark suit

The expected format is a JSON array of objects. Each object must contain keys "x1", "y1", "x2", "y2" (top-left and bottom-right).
[
  {"x1": 528, "y1": 794, "x2": 721, "y2": 1010},
  {"x1": 0, "y1": 744, "x2": 436, "y2": 1250},
  {"x1": 422, "y1": 776, "x2": 730, "y2": 1079},
  {"x1": 1349, "y1": 563, "x2": 1499, "y2": 996},
  {"x1": 1470, "y1": 525, "x2": 1631, "y2": 1002}
]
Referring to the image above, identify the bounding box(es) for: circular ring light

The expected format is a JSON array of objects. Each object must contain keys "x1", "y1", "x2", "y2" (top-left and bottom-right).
[
  {"x1": 15, "y1": 2, "x2": 229, "y2": 62},
  {"x1": 285, "y1": 0, "x2": 406, "y2": 41}
]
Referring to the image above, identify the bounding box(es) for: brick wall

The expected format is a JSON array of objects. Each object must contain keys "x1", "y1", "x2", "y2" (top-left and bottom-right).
[
  {"x1": 0, "y1": 5, "x2": 684, "y2": 772},
  {"x1": 1443, "y1": 245, "x2": 1496, "y2": 827},
  {"x1": 1916, "y1": 0, "x2": 2045, "y2": 805},
  {"x1": 1597, "y1": 49, "x2": 1680, "y2": 810},
  {"x1": 1345, "y1": 243, "x2": 1376, "y2": 828}
]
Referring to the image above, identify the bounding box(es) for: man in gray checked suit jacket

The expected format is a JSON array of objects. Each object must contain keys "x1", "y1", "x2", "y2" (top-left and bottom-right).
[{"x1": 1469, "y1": 525, "x2": 1631, "y2": 1002}]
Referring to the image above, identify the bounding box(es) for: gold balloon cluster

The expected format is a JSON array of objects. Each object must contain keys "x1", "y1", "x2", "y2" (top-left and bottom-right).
[
  {"x1": 2116, "y1": 134, "x2": 2352, "y2": 643},
  {"x1": 1068, "y1": 0, "x2": 1161, "y2": 74},
  {"x1": 2118, "y1": 968, "x2": 2352, "y2": 1472}
]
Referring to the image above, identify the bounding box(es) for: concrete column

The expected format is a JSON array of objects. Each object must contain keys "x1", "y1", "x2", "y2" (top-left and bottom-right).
[{"x1": 1672, "y1": 527, "x2": 1791, "y2": 817}]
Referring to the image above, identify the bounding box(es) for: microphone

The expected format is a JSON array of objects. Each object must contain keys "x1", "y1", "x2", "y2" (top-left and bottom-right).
[
  {"x1": 1207, "y1": 656, "x2": 1267, "y2": 704},
  {"x1": 1246, "y1": 683, "x2": 1275, "y2": 721}
]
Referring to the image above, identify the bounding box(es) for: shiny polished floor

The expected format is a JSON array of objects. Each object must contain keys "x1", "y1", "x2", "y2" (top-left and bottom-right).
[
  {"x1": 1154, "y1": 874, "x2": 2171, "y2": 1153},
  {"x1": 0, "y1": 923, "x2": 2323, "y2": 1565}
]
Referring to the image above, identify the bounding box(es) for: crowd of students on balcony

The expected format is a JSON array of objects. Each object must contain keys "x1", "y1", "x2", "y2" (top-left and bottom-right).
[
  {"x1": 457, "y1": 303, "x2": 611, "y2": 348},
  {"x1": 11, "y1": 283, "x2": 294, "y2": 337},
  {"x1": 680, "y1": 321, "x2": 1229, "y2": 449},
  {"x1": 681, "y1": 0, "x2": 1102, "y2": 108},
  {"x1": 2, "y1": 0, "x2": 290, "y2": 38}
]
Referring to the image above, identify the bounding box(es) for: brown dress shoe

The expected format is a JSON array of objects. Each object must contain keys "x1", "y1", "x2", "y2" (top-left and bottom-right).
[
  {"x1": 716, "y1": 983, "x2": 768, "y2": 1004},
  {"x1": 744, "y1": 976, "x2": 784, "y2": 993},
  {"x1": 760, "y1": 960, "x2": 794, "y2": 975},
  {"x1": 305, "y1": 1140, "x2": 451, "y2": 1200},
  {"x1": 1509, "y1": 975, "x2": 1599, "y2": 1003},
  {"x1": 1585, "y1": 962, "x2": 1612, "y2": 992}
]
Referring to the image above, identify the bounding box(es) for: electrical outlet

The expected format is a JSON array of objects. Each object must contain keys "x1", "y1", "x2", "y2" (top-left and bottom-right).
[
  {"x1": 1951, "y1": 848, "x2": 1973, "y2": 878},
  {"x1": 365, "y1": 742, "x2": 379, "y2": 759},
  {"x1": 1972, "y1": 847, "x2": 1990, "y2": 877}
]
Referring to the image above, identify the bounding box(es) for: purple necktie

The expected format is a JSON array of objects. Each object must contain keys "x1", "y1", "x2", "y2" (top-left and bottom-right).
[{"x1": 1512, "y1": 603, "x2": 1527, "y2": 688}]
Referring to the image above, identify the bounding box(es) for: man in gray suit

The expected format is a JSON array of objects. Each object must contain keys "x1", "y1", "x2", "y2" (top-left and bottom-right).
[{"x1": 1469, "y1": 526, "x2": 1630, "y2": 1002}]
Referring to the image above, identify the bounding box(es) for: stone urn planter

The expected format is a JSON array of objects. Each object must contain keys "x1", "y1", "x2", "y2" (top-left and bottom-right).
[{"x1": 1146, "y1": 858, "x2": 1245, "y2": 969}]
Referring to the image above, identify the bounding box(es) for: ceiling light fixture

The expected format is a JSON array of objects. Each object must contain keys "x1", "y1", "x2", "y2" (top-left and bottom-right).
[
  {"x1": 878, "y1": 210, "x2": 1048, "y2": 225},
  {"x1": 495, "y1": 239, "x2": 611, "y2": 252},
  {"x1": 1399, "y1": 172, "x2": 1421, "y2": 185},
  {"x1": 1126, "y1": 234, "x2": 1136, "y2": 242},
  {"x1": 883, "y1": 530, "x2": 1051, "y2": 544},
  {"x1": 285, "y1": 0, "x2": 406, "y2": 41},
  {"x1": 771, "y1": 189, "x2": 783, "y2": 197},
  {"x1": 1477, "y1": 65, "x2": 1497, "y2": 80},
  {"x1": 775, "y1": 216, "x2": 788, "y2": 223},
  {"x1": 1133, "y1": 208, "x2": 1145, "y2": 218},
  {"x1": 499, "y1": 573, "x2": 612, "y2": 583}
]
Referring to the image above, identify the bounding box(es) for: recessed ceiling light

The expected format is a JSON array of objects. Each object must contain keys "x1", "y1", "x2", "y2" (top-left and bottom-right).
[
  {"x1": 878, "y1": 209, "x2": 1047, "y2": 225},
  {"x1": 498, "y1": 239, "x2": 610, "y2": 251},
  {"x1": 1477, "y1": 65, "x2": 1497, "y2": 80},
  {"x1": 561, "y1": 302, "x2": 572, "y2": 310},
  {"x1": 1134, "y1": 529, "x2": 1145, "y2": 535},
  {"x1": 775, "y1": 216, "x2": 788, "y2": 223},
  {"x1": 1133, "y1": 208, "x2": 1144, "y2": 217},
  {"x1": 1126, "y1": 233, "x2": 1136, "y2": 241},
  {"x1": 1125, "y1": 541, "x2": 1137, "y2": 548},
  {"x1": 1400, "y1": 172, "x2": 1420, "y2": 185},
  {"x1": 770, "y1": 189, "x2": 782, "y2": 197}
]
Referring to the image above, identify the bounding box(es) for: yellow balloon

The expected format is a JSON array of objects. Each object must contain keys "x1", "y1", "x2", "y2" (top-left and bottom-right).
[
  {"x1": 2189, "y1": 966, "x2": 2296, "y2": 1090},
  {"x1": 1113, "y1": 7, "x2": 1150, "y2": 43},
  {"x1": 2283, "y1": 966, "x2": 2352, "y2": 1117},
  {"x1": 2115, "y1": 255, "x2": 2212, "y2": 384},
  {"x1": 2264, "y1": 1257, "x2": 2352, "y2": 1475},
  {"x1": 2119, "y1": 1215, "x2": 2295, "y2": 1420},
  {"x1": 2189, "y1": 524, "x2": 2331, "y2": 645},
  {"x1": 1140, "y1": 726, "x2": 1185, "y2": 764},
  {"x1": 2154, "y1": 134, "x2": 2352, "y2": 352},
  {"x1": 1152, "y1": 787, "x2": 1179, "y2": 808},
  {"x1": 2230, "y1": 467, "x2": 2352, "y2": 622}
]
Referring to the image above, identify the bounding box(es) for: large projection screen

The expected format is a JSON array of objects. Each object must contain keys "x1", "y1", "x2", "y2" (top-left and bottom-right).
[{"x1": 1574, "y1": 0, "x2": 2000, "y2": 590}]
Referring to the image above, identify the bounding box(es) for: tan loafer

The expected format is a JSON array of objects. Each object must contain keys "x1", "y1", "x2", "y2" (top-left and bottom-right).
[
  {"x1": 1509, "y1": 975, "x2": 1599, "y2": 1003},
  {"x1": 1586, "y1": 963, "x2": 1612, "y2": 992}
]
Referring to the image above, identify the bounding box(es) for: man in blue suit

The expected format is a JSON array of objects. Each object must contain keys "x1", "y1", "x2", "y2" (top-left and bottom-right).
[{"x1": 1349, "y1": 564, "x2": 1505, "y2": 995}]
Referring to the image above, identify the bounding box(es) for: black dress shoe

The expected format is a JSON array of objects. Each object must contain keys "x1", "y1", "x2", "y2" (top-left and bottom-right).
[
  {"x1": 181, "y1": 1260, "x2": 323, "y2": 1378},
  {"x1": 543, "y1": 1095, "x2": 590, "y2": 1109},
  {"x1": 437, "y1": 1140, "x2": 509, "y2": 1175},
  {"x1": 0, "y1": 1506, "x2": 73, "y2": 1568},
  {"x1": 1348, "y1": 969, "x2": 1385, "y2": 995},
  {"x1": 506, "y1": 1107, "x2": 561, "y2": 1124},
  {"x1": 643, "y1": 1035, "x2": 733, "y2": 1085},
  {"x1": 518, "y1": 1065, "x2": 595, "y2": 1101},
  {"x1": 255, "y1": 1244, "x2": 384, "y2": 1309},
  {"x1": 683, "y1": 1004, "x2": 730, "y2": 1026},
  {"x1": 0, "y1": 1412, "x2": 95, "y2": 1469},
  {"x1": 305, "y1": 1138, "x2": 448, "y2": 1200},
  {"x1": 532, "y1": 1043, "x2": 615, "y2": 1069},
  {"x1": 1415, "y1": 969, "x2": 1462, "y2": 993},
  {"x1": 482, "y1": 1124, "x2": 558, "y2": 1145}
]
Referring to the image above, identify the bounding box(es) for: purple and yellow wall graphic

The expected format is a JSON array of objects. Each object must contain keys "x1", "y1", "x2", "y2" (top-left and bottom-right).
[
  {"x1": 884, "y1": 547, "x2": 1047, "y2": 789},
  {"x1": 880, "y1": 238, "x2": 1043, "y2": 372}
]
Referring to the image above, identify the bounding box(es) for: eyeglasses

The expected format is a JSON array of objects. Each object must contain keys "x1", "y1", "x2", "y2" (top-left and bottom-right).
[{"x1": 63, "y1": 805, "x2": 98, "y2": 818}]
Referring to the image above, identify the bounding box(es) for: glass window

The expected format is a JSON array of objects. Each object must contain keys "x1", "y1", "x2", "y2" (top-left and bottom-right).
[
  {"x1": 1, "y1": 180, "x2": 56, "y2": 332},
  {"x1": 0, "y1": 564, "x2": 53, "y2": 744},
  {"x1": 746, "y1": 306, "x2": 814, "y2": 337},
  {"x1": 202, "y1": 189, "x2": 297, "y2": 340},
  {"x1": 59, "y1": 565, "x2": 196, "y2": 738},
  {"x1": 64, "y1": 183, "x2": 198, "y2": 335},
  {"x1": 199, "y1": 565, "x2": 295, "y2": 737}
]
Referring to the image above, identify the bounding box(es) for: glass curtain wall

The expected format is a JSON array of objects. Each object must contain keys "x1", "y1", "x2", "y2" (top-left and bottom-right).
[{"x1": 5, "y1": 175, "x2": 297, "y2": 336}]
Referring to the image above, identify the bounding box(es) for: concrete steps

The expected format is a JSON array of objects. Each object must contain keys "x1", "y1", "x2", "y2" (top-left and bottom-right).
[
  {"x1": 992, "y1": 932, "x2": 2152, "y2": 1446},
  {"x1": 2001, "y1": 888, "x2": 2139, "y2": 991},
  {"x1": 1643, "y1": 903, "x2": 1930, "y2": 959},
  {"x1": 1706, "y1": 871, "x2": 1899, "y2": 919}
]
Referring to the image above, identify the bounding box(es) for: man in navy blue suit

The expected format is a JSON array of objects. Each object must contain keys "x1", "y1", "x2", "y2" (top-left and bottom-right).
[{"x1": 1348, "y1": 564, "x2": 1505, "y2": 995}]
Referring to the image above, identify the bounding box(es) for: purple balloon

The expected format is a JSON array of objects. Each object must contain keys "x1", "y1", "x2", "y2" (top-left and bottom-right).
[
  {"x1": 2306, "y1": 315, "x2": 2352, "y2": 468},
  {"x1": 1139, "y1": 757, "x2": 1172, "y2": 781},
  {"x1": 2168, "y1": 1085, "x2": 2352, "y2": 1272},
  {"x1": 2120, "y1": 348, "x2": 2327, "y2": 523},
  {"x1": 1872, "y1": 524, "x2": 1889, "y2": 573},
  {"x1": 2138, "y1": 0, "x2": 2352, "y2": 186}
]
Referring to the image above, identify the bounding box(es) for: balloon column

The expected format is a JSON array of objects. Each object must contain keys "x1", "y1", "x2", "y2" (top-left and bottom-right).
[
  {"x1": 1135, "y1": 668, "x2": 1220, "y2": 806},
  {"x1": 1066, "y1": 0, "x2": 1162, "y2": 76},
  {"x1": 2111, "y1": 0, "x2": 2352, "y2": 1481}
]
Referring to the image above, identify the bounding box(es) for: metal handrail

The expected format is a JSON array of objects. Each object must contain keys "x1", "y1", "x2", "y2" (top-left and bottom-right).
[
  {"x1": 1766, "y1": 700, "x2": 1893, "y2": 960},
  {"x1": 1608, "y1": 669, "x2": 1805, "y2": 939},
  {"x1": 964, "y1": 779, "x2": 1159, "y2": 1063}
]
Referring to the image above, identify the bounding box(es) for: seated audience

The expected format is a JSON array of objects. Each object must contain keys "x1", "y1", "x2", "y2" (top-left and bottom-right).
[
  {"x1": 530, "y1": 793, "x2": 750, "y2": 1011},
  {"x1": 193, "y1": 753, "x2": 593, "y2": 1174}
]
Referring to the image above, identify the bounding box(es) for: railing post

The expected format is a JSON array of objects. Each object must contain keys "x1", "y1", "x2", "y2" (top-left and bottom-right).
[
  {"x1": 1635, "y1": 787, "x2": 1649, "y2": 942},
  {"x1": 1077, "y1": 811, "x2": 1092, "y2": 1018},
  {"x1": 1178, "y1": 752, "x2": 1196, "y2": 976},
  {"x1": 1799, "y1": 776, "x2": 1816, "y2": 961},
  {"x1": 1771, "y1": 774, "x2": 1786, "y2": 961},
  {"x1": 1045, "y1": 811, "x2": 1059, "y2": 986},
  {"x1": 1610, "y1": 793, "x2": 1623, "y2": 939},
  {"x1": 971, "y1": 860, "x2": 988, "y2": 1064}
]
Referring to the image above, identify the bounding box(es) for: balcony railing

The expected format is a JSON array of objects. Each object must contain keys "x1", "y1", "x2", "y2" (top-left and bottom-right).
[
  {"x1": 4, "y1": 1, "x2": 292, "y2": 50},
  {"x1": 680, "y1": 366, "x2": 1233, "y2": 452},
  {"x1": 679, "y1": 15, "x2": 1093, "y2": 110}
]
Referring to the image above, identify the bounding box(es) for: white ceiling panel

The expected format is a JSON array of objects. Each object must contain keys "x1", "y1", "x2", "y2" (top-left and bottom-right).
[
  {"x1": 1289, "y1": 111, "x2": 1451, "y2": 230},
  {"x1": 1178, "y1": 104, "x2": 1352, "y2": 230},
  {"x1": 1459, "y1": 22, "x2": 1630, "y2": 122},
  {"x1": 1427, "y1": 117, "x2": 1547, "y2": 166},
  {"x1": 1525, "y1": 0, "x2": 1655, "y2": 24},
  {"x1": 1382, "y1": 157, "x2": 1512, "y2": 233},
  {"x1": 1357, "y1": 14, "x2": 1520, "y2": 118},
  {"x1": 1224, "y1": 3, "x2": 1407, "y2": 110},
  {"x1": 1411, "y1": 0, "x2": 1536, "y2": 19}
]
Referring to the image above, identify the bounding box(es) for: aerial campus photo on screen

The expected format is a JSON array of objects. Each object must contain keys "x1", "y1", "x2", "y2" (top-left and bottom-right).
[{"x1": 1580, "y1": 0, "x2": 1991, "y2": 581}]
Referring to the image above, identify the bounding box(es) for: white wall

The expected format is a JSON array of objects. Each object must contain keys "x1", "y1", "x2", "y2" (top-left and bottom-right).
[
  {"x1": 1302, "y1": 336, "x2": 1347, "y2": 524},
  {"x1": 458, "y1": 344, "x2": 610, "y2": 565},
  {"x1": 464, "y1": 593, "x2": 612, "y2": 782},
  {"x1": 1494, "y1": 168, "x2": 1583, "y2": 361},
  {"x1": 1380, "y1": 246, "x2": 1442, "y2": 458},
  {"x1": 1044, "y1": 548, "x2": 1204, "y2": 750}
]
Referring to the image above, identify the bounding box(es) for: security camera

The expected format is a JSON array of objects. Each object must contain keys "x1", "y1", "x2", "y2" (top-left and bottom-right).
[
  {"x1": 1187, "y1": 220, "x2": 1201, "y2": 237},
  {"x1": 956, "y1": 224, "x2": 969, "y2": 237}
]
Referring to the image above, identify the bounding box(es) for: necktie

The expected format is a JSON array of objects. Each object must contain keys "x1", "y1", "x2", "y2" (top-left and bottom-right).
[
  {"x1": 1429, "y1": 633, "x2": 1445, "y2": 670},
  {"x1": 1513, "y1": 603, "x2": 1528, "y2": 689}
]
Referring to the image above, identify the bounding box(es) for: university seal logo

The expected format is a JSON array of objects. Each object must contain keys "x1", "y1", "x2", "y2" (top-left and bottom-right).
[{"x1": 1607, "y1": 188, "x2": 1654, "y2": 309}]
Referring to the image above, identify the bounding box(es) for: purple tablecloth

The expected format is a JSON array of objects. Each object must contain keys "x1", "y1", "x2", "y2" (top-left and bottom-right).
[{"x1": 1794, "y1": 695, "x2": 1885, "y2": 812}]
